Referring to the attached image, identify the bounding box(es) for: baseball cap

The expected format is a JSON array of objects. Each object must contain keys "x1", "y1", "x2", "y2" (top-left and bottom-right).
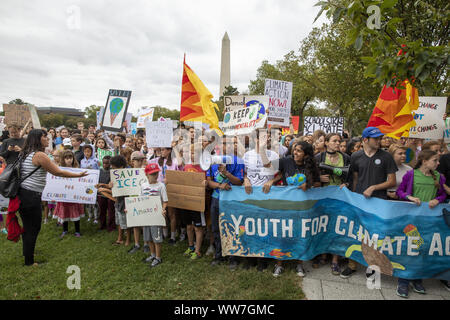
[
  {"x1": 362, "y1": 127, "x2": 384, "y2": 138},
  {"x1": 63, "y1": 138, "x2": 72, "y2": 147},
  {"x1": 145, "y1": 163, "x2": 160, "y2": 175},
  {"x1": 131, "y1": 151, "x2": 146, "y2": 160}
]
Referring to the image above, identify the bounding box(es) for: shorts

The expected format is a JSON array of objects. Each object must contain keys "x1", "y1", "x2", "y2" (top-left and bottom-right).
[
  {"x1": 143, "y1": 226, "x2": 163, "y2": 243},
  {"x1": 181, "y1": 209, "x2": 205, "y2": 227},
  {"x1": 115, "y1": 209, "x2": 127, "y2": 229}
]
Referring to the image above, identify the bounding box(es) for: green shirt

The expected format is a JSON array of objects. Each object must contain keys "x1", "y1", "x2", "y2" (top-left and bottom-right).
[
  {"x1": 324, "y1": 153, "x2": 344, "y2": 186},
  {"x1": 97, "y1": 148, "x2": 113, "y2": 168},
  {"x1": 412, "y1": 169, "x2": 440, "y2": 202}
]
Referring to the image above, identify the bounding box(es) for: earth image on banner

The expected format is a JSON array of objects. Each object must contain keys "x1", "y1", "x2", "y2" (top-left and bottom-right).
[{"x1": 245, "y1": 100, "x2": 266, "y2": 122}]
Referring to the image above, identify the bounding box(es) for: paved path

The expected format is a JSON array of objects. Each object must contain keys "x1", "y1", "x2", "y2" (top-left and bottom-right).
[{"x1": 301, "y1": 261, "x2": 450, "y2": 300}]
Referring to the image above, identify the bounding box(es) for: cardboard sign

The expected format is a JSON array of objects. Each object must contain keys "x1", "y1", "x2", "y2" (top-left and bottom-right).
[
  {"x1": 3, "y1": 104, "x2": 31, "y2": 127},
  {"x1": 101, "y1": 89, "x2": 132, "y2": 132},
  {"x1": 137, "y1": 106, "x2": 154, "y2": 128},
  {"x1": 166, "y1": 170, "x2": 205, "y2": 212},
  {"x1": 264, "y1": 79, "x2": 293, "y2": 127},
  {"x1": 222, "y1": 96, "x2": 268, "y2": 135},
  {"x1": 409, "y1": 97, "x2": 447, "y2": 140},
  {"x1": 111, "y1": 168, "x2": 147, "y2": 197},
  {"x1": 303, "y1": 117, "x2": 344, "y2": 135},
  {"x1": 41, "y1": 168, "x2": 100, "y2": 204},
  {"x1": 145, "y1": 120, "x2": 173, "y2": 148},
  {"x1": 125, "y1": 195, "x2": 166, "y2": 227}
]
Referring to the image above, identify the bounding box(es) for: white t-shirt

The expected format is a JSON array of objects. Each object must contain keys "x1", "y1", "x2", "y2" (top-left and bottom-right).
[
  {"x1": 140, "y1": 181, "x2": 168, "y2": 202},
  {"x1": 388, "y1": 163, "x2": 412, "y2": 192},
  {"x1": 243, "y1": 149, "x2": 279, "y2": 186},
  {"x1": 279, "y1": 145, "x2": 288, "y2": 157}
]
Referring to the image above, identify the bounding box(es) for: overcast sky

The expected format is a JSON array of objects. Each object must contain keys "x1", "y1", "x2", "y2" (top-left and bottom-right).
[{"x1": 0, "y1": 0, "x2": 326, "y2": 115}]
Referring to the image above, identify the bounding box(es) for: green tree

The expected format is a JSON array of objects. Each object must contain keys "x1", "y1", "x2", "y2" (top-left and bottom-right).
[
  {"x1": 214, "y1": 85, "x2": 240, "y2": 121},
  {"x1": 84, "y1": 105, "x2": 102, "y2": 122},
  {"x1": 314, "y1": 0, "x2": 449, "y2": 95},
  {"x1": 8, "y1": 98, "x2": 27, "y2": 105}
]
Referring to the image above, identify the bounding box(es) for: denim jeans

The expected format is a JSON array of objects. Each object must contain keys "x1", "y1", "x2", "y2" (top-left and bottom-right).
[{"x1": 210, "y1": 197, "x2": 222, "y2": 260}]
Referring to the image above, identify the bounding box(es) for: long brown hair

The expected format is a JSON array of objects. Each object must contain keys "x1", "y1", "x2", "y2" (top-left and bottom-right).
[
  {"x1": 158, "y1": 147, "x2": 173, "y2": 167},
  {"x1": 59, "y1": 150, "x2": 79, "y2": 168},
  {"x1": 415, "y1": 149, "x2": 440, "y2": 188}
]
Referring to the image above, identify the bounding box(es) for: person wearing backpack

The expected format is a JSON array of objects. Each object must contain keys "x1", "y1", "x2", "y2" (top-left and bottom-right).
[{"x1": 17, "y1": 129, "x2": 88, "y2": 266}]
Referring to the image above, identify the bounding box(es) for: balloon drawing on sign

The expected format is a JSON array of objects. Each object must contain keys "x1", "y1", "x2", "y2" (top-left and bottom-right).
[{"x1": 109, "y1": 98, "x2": 124, "y2": 124}]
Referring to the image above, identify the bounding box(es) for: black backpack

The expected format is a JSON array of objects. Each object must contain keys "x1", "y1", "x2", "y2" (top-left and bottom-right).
[{"x1": 0, "y1": 153, "x2": 41, "y2": 198}]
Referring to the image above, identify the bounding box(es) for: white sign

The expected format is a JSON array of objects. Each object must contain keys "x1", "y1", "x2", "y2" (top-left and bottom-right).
[
  {"x1": 443, "y1": 117, "x2": 450, "y2": 143},
  {"x1": 0, "y1": 116, "x2": 6, "y2": 132},
  {"x1": 222, "y1": 95, "x2": 268, "y2": 135},
  {"x1": 303, "y1": 117, "x2": 344, "y2": 135},
  {"x1": 111, "y1": 168, "x2": 147, "y2": 197},
  {"x1": 264, "y1": 79, "x2": 293, "y2": 127},
  {"x1": 409, "y1": 97, "x2": 447, "y2": 140},
  {"x1": 101, "y1": 89, "x2": 132, "y2": 132},
  {"x1": 125, "y1": 195, "x2": 166, "y2": 227},
  {"x1": 96, "y1": 107, "x2": 105, "y2": 130},
  {"x1": 137, "y1": 106, "x2": 154, "y2": 128},
  {"x1": 41, "y1": 168, "x2": 100, "y2": 204},
  {"x1": 145, "y1": 120, "x2": 174, "y2": 148}
]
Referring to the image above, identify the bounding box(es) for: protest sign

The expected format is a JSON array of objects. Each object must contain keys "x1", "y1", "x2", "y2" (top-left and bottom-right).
[
  {"x1": 166, "y1": 170, "x2": 205, "y2": 212},
  {"x1": 125, "y1": 112, "x2": 132, "y2": 133},
  {"x1": 97, "y1": 148, "x2": 113, "y2": 166},
  {"x1": 222, "y1": 96, "x2": 268, "y2": 135},
  {"x1": 96, "y1": 107, "x2": 105, "y2": 130},
  {"x1": 137, "y1": 106, "x2": 154, "y2": 128},
  {"x1": 145, "y1": 120, "x2": 173, "y2": 148},
  {"x1": 303, "y1": 117, "x2": 344, "y2": 135},
  {"x1": 220, "y1": 186, "x2": 450, "y2": 280},
  {"x1": 264, "y1": 79, "x2": 293, "y2": 127},
  {"x1": 101, "y1": 89, "x2": 132, "y2": 132},
  {"x1": 131, "y1": 122, "x2": 137, "y2": 135},
  {"x1": 29, "y1": 105, "x2": 41, "y2": 129},
  {"x1": 125, "y1": 196, "x2": 166, "y2": 227},
  {"x1": 281, "y1": 116, "x2": 299, "y2": 135},
  {"x1": 443, "y1": 118, "x2": 450, "y2": 143},
  {"x1": 409, "y1": 97, "x2": 447, "y2": 140},
  {"x1": 41, "y1": 168, "x2": 99, "y2": 204},
  {"x1": 3, "y1": 104, "x2": 31, "y2": 127},
  {"x1": 111, "y1": 168, "x2": 147, "y2": 197},
  {"x1": 0, "y1": 116, "x2": 6, "y2": 132}
]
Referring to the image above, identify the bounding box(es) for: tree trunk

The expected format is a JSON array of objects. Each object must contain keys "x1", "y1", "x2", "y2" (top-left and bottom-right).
[{"x1": 298, "y1": 97, "x2": 310, "y2": 134}]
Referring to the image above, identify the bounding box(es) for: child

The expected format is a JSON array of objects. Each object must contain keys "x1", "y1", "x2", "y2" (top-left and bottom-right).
[
  {"x1": 128, "y1": 151, "x2": 149, "y2": 254},
  {"x1": 53, "y1": 150, "x2": 85, "y2": 238},
  {"x1": 96, "y1": 137, "x2": 113, "y2": 168},
  {"x1": 97, "y1": 156, "x2": 116, "y2": 232},
  {"x1": 141, "y1": 163, "x2": 168, "y2": 267},
  {"x1": 396, "y1": 149, "x2": 447, "y2": 298},
  {"x1": 81, "y1": 144, "x2": 99, "y2": 224}
]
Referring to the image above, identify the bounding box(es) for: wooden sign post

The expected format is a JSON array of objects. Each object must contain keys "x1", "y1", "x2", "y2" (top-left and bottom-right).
[{"x1": 166, "y1": 170, "x2": 205, "y2": 212}]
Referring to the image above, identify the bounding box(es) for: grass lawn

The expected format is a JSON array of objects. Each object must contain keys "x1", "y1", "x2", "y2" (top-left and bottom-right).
[{"x1": 0, "y1": 217, "x2": 304, "y2": 300}]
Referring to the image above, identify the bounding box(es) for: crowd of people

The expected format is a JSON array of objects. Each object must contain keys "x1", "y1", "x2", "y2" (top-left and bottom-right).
[{"x1": 1, "y1": 119, "x2": 449, "y2": 299}]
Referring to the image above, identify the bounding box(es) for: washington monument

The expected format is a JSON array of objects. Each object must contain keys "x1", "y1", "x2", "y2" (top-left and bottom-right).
[{"x1": 219, "y1": 32, "x2": 230, "y2": 98}]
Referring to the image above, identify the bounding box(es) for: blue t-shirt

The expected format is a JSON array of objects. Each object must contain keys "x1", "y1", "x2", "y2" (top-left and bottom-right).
[{"x1": 206, "y1": 155, "x2": 244, "y2": 199}]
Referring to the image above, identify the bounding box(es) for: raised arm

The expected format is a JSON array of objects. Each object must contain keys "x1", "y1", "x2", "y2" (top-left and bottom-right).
[{"x1": 33, "y1": 152, "x2": 88, "y2": 178}]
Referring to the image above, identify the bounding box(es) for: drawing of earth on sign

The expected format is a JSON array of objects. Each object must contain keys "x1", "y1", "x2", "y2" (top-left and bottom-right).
[
  {"x1": 109, "y1": 98, "x2": 124, "y2": 124},
  {"x1": 245, "y1": 100, "x2": 266, "y2": 122}
]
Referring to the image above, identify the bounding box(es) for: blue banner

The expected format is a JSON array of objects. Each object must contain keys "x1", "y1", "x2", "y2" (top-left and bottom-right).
[{"x1": 219, "y1": 186, "x2": 450, "y2": 280}]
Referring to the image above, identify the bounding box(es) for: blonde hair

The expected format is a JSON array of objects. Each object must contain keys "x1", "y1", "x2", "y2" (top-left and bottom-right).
[{"x1": 388, "y1": 144, "x2": 408, "y2": 156}]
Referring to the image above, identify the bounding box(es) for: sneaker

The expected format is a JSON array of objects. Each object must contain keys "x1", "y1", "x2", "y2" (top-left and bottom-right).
[
  {"x1": 229, "y1": 260, "x2": 239, "y2": 271},
  {"x1": 273, "y1": 265, "x2": 284, "y2": 277},
  {"x1": 331, "y1": 263, "x2": 341, "y2": 275},
  {"x1": 296, "y1": 264, "x2": 306, "y2": 277},
  {"x1": 143, "y1": 255, "x2": 155, "y2": 263},
  {"x1": 60, "y1": 231, "x2": 68, "y2": 239},
  {"x1": 128, "y1": 245, "x2": 140, "y2": 254},
  {"x1": 168, "y1": 239, "x2": 176, "y2": 246},
  {"x1": 396, "y1": 282, "x2": 409, "y2": 298},
  {"x1": 93, "y1": 220, "x2": 98, "y2": 225},
  {"x1": 184, "y1": 247, "x2": 194, "y2": 256},
  {"x1": 150, "y1": 258, "x2": 162, "y2": 268},
  {"x1": 441, "y1": 280, "x2": 450, "y2": 292},
  {"x1": 190, "y1": 252, "x2": 201, "y2": 260},
  {"x1": 43, "y1": 219, "x2": 48, "y2": 224},
  {"x1": 1, "y1": 228, "x2": 7, "y2": 235},
  {"x1": 179, "y1": 232, "x2": 186, "y2": 241},
  {"x1": 87, "y1": 218, "x2": 91, "y2": 222},
  {"x1": 205, "y1": 245, "x2": 215, "y2": 256},
  {"x1": 143, "y1": 245, "x2": 150, "y2": 253},
  {"x1": 340, "y1": 267, "x2": 357, "y2": 279},
  {"x1": 411, "y1": 281, "x2": 426, "y2": 294},
  {"x1": 74, "y1": 232, "x2": 81, "y2": 238}
]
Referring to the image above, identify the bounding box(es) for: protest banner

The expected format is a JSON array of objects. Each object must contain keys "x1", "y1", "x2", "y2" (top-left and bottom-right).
[
  {"x1": 125, "y1": 195, "x2": 166, "y2": 227},
  {"x1": 100, "y1": 89, "x2": 132, "y2": 132},
  {"x1": 264, "y1": 79, "x2": 293, "y2": 127},
  {"x1": 137, "y1": 106, "x2": 154, "y2": 128},
  {"x1": 303, "y1": 117, "x2": 344, "y2": 135},
  {"x1": 222, "y1": 95, "x2": 268, "y2": 135},
  {"x1": 166, "y1": 170, "x2": 205, "y2": 212},
  {"x1": 3, "y1": 104, "x2": 31, "y2": 127},
  {"x1": 111, "y1": 168, "x2": 147, "y2": 197},
  {"x1": 41, "y1": 168, "x2": 99, "y2": 204},
  {"x1": 145, "y1": 119, "x2": 173, "y2": 148},
  {"x1": 409, "y1": 97, "x2": 447, "y2": 140},
  {"x1": 220, "y1": 186, "x2": 450, "y2": 280}
]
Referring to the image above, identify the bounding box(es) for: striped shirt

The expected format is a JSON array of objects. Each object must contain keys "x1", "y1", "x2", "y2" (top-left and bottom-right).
[{"x1": 20, "y1": 152, "x2": 47, "y2": 193}]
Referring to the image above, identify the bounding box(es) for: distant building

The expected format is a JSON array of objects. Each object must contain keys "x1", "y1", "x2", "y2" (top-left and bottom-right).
[{"x1": 37, "y1": 107, "x2": 85, "y2": 117}]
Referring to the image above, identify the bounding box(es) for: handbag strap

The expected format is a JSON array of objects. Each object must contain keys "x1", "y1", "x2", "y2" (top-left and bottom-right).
[{"x1": 18, "y1": 152, "x2": 42, "y2": 184}]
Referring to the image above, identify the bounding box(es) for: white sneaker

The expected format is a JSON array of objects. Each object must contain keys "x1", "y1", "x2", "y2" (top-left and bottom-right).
[
  {"x1": 296, "y1": 264, "x2": 306, "y2": 277},
  {"x1": 93, "y1": 220, "x2": 98, "y2": 225},
  {"x1": 273, "y1": 265, "x2": 283, "y2": 277},
  {"x1": 205, "y1": 245, "x2": 214, "y2": 256},
  {"x1": 179, "y1": 232, "x2": 186, "y2": 241},
  {"x1": 87, "y1": 218, "x2": 91, "y2": 222},
  {"x1": 44, "y1": 219, "x2": 48, "y2": 224}
]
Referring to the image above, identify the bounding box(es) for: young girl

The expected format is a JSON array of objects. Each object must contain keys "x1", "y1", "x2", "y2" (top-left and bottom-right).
[
  {"x1": 81, "y1": 145, "x2": 99, "y2": 224},
  {"x1": 96, "y1": 137, "x2": 113, "y2": 168},
  {"x1": 53, "y1": 150, "x2": 85, "y2": 238},
  {"x1": 396, "y1": 149, "x2": 447, "y2": 298}
]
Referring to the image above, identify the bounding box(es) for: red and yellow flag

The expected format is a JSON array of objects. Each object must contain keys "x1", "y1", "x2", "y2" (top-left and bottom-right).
[
  {"x1": 367, "y1": 80, "x2": 419, "y2": 139},
  {"x1": 180, "y1": 56, "x2": 222, "y2": 135}
]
